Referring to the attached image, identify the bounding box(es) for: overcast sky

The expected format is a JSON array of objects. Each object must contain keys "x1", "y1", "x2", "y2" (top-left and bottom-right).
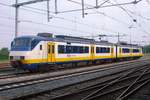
[{"x1": 0, "y1": 0, "x2": 150, "y2": 48}]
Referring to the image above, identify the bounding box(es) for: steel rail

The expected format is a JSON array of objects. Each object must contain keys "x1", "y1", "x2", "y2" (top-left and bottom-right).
[
  {"x1": 48, "y1": 64, "x2": 147, "y2": 100},
  {"x1": 22, "y1": 63, "x2": 150, "y2": 100},
  {"x1": 81, "y1": 65, "x2": 149, "y2": 100},
  {"x1": 0, "y1": 71, "x2": 31, "y2": 79},
  {"x1": 116, "y1": 66, "x2": 150, "y2": 100},
  {"x1": 0, "y1": 59, "x2": 150, "y2": 99},
  {"x1": 87, "y1": 77, "x2": 150, "y2": 100},
  {"x1": 119, "y1": 79, "x2": 150, "y2": 100},
  {"x1": 0, "y1": 60, "x2": 144, "y2": 85},
  {"x1": 42, "y1": 66, "x2": 146, "y2": 100},
  {"x1": 0, "y1": 57, "x2": 147, "y2": 80},
  {"x1": 83, "y1": 67, "x2": 150, "y2": 100},
  {"x1": 0, "y1": 60, "x2": 149, "y2": 89}
]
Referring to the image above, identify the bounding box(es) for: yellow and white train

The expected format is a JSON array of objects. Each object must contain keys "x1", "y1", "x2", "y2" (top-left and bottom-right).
[{"x1": 9, "y1": 33, "x2": 143, "y2": 71}]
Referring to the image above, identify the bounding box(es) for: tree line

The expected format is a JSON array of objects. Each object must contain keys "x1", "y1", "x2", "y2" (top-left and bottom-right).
[
  {"x1": 143, "y1": 45, "x2": 150, "y2": 54},
  {"x1": 0, "y1": 48, "x2": 9, "y2": 60}
]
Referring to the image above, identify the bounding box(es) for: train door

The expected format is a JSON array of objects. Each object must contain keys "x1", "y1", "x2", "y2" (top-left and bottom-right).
[
  {"x1": 115, "y1": 45, "x2": 118, "y2": 59},
  {"x1": 130, "y1": 47, "x2": 132, "y2": 57},
  {"x1": 119, "y1": 47, "x2": 122, "y2": 58},
  {"x1": 48, "y1": 42, "x2": 55, "y2": 63},
  {"x1": 111, "y1": 46, "x2": 114, "y2": 58},
  {"x1": 91, "y1": 45, "x2": 94, "y2": 60}
]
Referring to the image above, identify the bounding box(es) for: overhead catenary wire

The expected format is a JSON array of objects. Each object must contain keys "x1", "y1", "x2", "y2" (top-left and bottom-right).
[
  {"x1": 22, "y1": 4, "x2": 126, "y2": 31},
  {"x1": 67, "y1": 0, "x2": 129, "y2": 26},
  {"x1": 0, "y1": 2, "x2": 128, "y2": 34},
  {"x1": 109, "y1": 0, "x2": 150, "y2": 37},
  {"x1": 0, "y1": 1, "x2": 145, "y2": 26},
  {"x1": 0, "y1": 2, "x2": 141, "y2": 30},
  {"x1": 66, "y1": 0, "x2": 150, "y2": 39},
  {"x1": 0, "y1": 2, "x2": 114, "y2": 33},
  {"x1": 0, "y1": 3, "x2": 101, "y2": 34},
  {"x1": 0, "y1": 1, "x2": 138, "y2": 29},
  {"x1": 57, "y1": 0, "x2": 142, "y2": 14},
  {"x1": 0, "y1": 1, "x2": 149, "y2": 38},
  {"x1": 108, "y1": 0, "x2": 136, "y2": 22},
  {"x1": 0, "y1": 15, "x2": 101, "y2": 35},
  {"x1": 0, "y1": 2, "x2": 10, "y2": 7},
  {"x1": 0, "y1": 1, "x2": 148, "y2": 33},
  {"x1": 0, "y1": 16, "x2": 94, "y2": 34},
  {"x1": 110, "y1": 0, "x2": 150, "y2": 22},
  {"x1": 21, "y1": 6, "x2": 127, "y2": 33}
]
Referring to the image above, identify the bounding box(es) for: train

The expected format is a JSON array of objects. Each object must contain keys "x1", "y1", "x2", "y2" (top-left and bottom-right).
[{"x1": 9, "y1": 33, "x2": 143, "y2": 72}]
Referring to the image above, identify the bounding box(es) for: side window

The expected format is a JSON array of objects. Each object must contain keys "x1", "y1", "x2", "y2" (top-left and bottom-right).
[
  {"x1": 122, "y1": 48, "x2": 130, "y2": 53},
  {"x1": 79, "y1": 46, "x2": 83, "y2": 53},
  {"x1": 58, "y1": 45, "x2": 89, "y2": 54},
  {"x1": 96, "y1": 47, "x2": 110, "y2": 53},
  {"x1": 40, "y1": 45, "x2": 42, "y2": 50},
  {"x1": 66, "y1": 46, "x2": 71, "y2": 53},
  {"x1": 85, "y1": 46, "x2": 89, "y2": 53},
  {"x1": 72, "y1": 46, "x2": 77, "y2": 53},
  {"x1": 96, "y1": 47, "x2": 99, "y2": 53},
  {"x1": 133, "y1": 49, "x2": 139, "y2": 53},
  {"x1": 58, "y1": 45, "x2": 65, "y2": 53},
  {"x1": 31, "y1": 40, "x2": 40, "y2": 50},
  {"x1": 106, "y1": 48, "x2": 110, "y2": 53}
]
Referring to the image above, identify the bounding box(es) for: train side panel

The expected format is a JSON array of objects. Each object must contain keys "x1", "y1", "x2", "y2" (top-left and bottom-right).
[
  {"x1": 118, "y1": 47, "x2": 131, "y2": 58},
  {"x1": 131, "y1": 47, "x2": 143, "y2": 58},
  {"x1": 94, "y1": 45, "x2": 113, "y2": 60},
  {"x1": 54, "y1": 42, "x2": 91, "y2": 63}
]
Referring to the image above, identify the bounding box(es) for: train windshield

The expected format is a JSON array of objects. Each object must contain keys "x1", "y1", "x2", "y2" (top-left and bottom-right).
[
  {"x1": 11, "y1": 37, "x2": 41, "y2": 51},
  {"x1": 13, "y1": 38, "x2": 31, "y2": 47},
  {"x1": 11, "y1": 38, "x2": 32, "y2": 51}
]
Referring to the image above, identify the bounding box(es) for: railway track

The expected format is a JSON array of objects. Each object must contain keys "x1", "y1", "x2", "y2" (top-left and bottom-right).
[
  {"x1": 46, "y1": 63, "x2": 150, "y2": 100},
  {"x1": 0, "y1": 66, "x2": 30, "y2": 80},
  {"x1": 0, "y1": 59, "x2": 133, "y2": 79},
  {"x1": 0, "y1": 67, "x2": 15, "y2": 74},
  {"x1": 0, "y1": 59, "x2": 150, "y2": 100},
  {"x1": 0, "y1": 62, "x2": 15, "y2": 74},
  {"x1": 0, "y1": 62, "x2": 10, "y2": 67},
  {"x1": 0, "y1": 71, "x2": 31, "y2": 79},
  {"x1": 0, "y1": 59, "x2": 148, "y2": 100},
  {"x1": 0, "y1": 58, "x2": 148, "y2": 80},
  {"x1": 0, "y1": 58, "x2": 145, "y2": 80},
  {"x1": 81, "y1": 66, "x2": 150, "y2": 100},
  {"x1": 0, "y1": 58, "x2": 149, "y2": 84}
]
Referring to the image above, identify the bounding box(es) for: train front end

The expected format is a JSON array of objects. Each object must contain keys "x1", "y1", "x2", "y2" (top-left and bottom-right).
[{"x1": 9, "y1": 36, "x2": 45, "y2": 71}]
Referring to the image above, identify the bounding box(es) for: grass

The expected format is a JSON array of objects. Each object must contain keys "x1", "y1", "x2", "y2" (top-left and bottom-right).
[
  {"x1": 0, "y1": 60, "x2": 9, "y2": 63},
  {"x1": 0, "y1": 54, "x2": 9, "y2": 63}
]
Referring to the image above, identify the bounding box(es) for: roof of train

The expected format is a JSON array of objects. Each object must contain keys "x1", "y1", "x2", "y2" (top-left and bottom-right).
[{"x1": 15, "y1": 35, "x2": 142, "y2": 47}]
